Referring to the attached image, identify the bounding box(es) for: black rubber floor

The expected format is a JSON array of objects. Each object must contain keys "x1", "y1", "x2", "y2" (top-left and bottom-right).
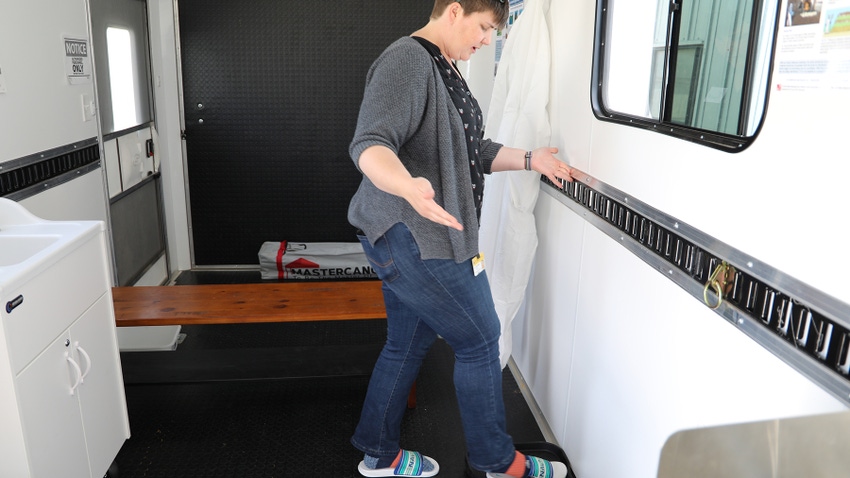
[{"x1": 114, "y1": 272, "x2": 547, "y2": 477}]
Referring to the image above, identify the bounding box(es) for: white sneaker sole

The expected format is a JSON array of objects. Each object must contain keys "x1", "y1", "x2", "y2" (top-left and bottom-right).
[
  {"x1": 358, "y1": 456, "x2": 440, "y2": 477},
  {"x1": 485, "y1": 460, "x2": 567, "y2": 478}
]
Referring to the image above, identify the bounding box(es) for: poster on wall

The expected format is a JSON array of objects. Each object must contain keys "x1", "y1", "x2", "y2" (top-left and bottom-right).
[
  {"x1": 494, "y1": 0, "x2": 525, "y2": 74},
  {"x1": 63, "y1": 37, "x2": 92, "y2": 85},
  {"x1": 774, "y1": 0, "x2": 850, "y2": 91}
]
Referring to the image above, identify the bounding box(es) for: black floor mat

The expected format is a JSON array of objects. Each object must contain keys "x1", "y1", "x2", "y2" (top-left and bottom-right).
[{"x1": 114, "y1": 272, "x2": 547, "y2": 477}]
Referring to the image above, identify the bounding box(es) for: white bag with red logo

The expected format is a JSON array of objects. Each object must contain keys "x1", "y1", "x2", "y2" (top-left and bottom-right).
[{"x1": 258, "y1": 241, "x2": 377, "y2": 280}]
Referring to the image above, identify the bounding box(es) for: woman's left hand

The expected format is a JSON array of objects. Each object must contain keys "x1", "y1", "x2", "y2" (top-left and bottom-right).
[{"x1": 531, "y1": 147, "x2": 575, "y2": 186}]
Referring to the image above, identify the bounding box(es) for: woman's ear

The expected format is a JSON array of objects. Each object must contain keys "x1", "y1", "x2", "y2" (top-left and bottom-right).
[{"x1": 449, "y1": 2, "x2": 462, "y2": 21}]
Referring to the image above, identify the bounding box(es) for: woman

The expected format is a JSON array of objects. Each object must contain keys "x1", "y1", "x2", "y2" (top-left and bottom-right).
[{"x1": 348, "y1": 1, "x2": 574, "y2": 477}]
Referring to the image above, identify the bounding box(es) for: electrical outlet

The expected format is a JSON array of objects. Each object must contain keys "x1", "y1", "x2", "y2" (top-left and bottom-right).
[{"x1": 0, "y1": 65, "x2": 7, "y2": 94}]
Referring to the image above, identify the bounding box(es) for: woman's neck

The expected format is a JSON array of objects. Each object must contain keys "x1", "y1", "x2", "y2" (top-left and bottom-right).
[{"x1": 412, "y1": 22, "x2": 450, "y2": 61}]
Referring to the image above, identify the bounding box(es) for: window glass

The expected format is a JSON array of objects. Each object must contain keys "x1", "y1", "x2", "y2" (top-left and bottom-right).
[
  {"x1": 603, "y1": 1, "x2": 660, "y2": 119},
  {"x1": 106, "y1": 27, "x2": 137, "y2": 132},
  {"x1": 595, "y1": 0, "x2": 779, "y2": 150}
]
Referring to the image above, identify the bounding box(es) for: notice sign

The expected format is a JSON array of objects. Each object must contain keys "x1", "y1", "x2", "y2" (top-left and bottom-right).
[{"x1": 63, "y1": 37, "x2": 92, "y2": 84}]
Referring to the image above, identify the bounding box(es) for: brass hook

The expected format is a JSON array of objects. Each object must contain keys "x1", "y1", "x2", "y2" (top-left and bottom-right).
[{"x1": 704, "y1": 261, "x2": 734, "y2": 310}]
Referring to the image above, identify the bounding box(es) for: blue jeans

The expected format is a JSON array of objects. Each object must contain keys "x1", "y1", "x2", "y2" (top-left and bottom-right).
[{"x1": 351, "y1": 223, "x2": 515, "y2": 473}]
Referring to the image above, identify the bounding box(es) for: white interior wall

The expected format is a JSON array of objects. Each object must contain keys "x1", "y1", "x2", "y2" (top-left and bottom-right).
[
  {"x1": 0, "y1": 0, "x2": 99, "y2": 163},
  {"x1": 103, "y1": 139, "x2": 123, "y2": 197},
  {"x1": 18, "y1": 171, "x2": 108, "y2": 224},
  {"x1": 116, "y1": 128, "x2": 155, "y2": 191},
  {"x1": 0, "y1": 0, "x2": 109, "y2": 224},
  {"x1": 484, "y1": 2, "x2": 850, "y2": 478}
]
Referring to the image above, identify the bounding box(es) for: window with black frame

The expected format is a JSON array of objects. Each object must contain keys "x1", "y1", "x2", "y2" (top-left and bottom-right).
[{"x1": 592, "y1": 0, "x2": 781, "y2": 151}]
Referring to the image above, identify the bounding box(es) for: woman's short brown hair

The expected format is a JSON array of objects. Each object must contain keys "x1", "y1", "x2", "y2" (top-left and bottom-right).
[{"x1": 431, "y1": 0, "x2": 509, "y2": 29}]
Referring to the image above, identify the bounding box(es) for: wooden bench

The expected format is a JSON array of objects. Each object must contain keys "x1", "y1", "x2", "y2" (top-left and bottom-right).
[
  {"x1": 111, "y1": 281, "x2": 417, "y2": 407},
  {"x1": 112, "y1": 281, "x2": 386, "y2": 327}
]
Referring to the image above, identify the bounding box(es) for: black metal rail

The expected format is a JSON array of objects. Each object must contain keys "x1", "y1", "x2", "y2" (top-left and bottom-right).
[
  {"x1": 542, "y1": 172, "x2": 850, "y2": 405},
  {"x1": 0, "y1": 139, "x2": 100, "y2": 200}
]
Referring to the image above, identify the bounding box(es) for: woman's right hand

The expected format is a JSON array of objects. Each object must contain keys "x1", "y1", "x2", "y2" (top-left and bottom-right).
[
  {"x1": 358, "y1": 145, "x2": 463, "y2": 231},
  {"x1": 404, "y1": 177, "x2": 464, "y2": 231}
]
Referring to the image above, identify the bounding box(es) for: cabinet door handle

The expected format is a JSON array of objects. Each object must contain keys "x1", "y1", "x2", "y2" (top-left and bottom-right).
[
  {"x1": 74, "y1": 342, "x2": 92, "y2": 383},
  {"x1": 65, "y1": 353, "x2": 83, "y2": 396}
]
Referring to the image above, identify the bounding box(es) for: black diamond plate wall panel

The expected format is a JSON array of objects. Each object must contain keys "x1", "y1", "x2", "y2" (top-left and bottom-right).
[{"x1": 179, "y1": 0, "x2": 431, "y2": 265}]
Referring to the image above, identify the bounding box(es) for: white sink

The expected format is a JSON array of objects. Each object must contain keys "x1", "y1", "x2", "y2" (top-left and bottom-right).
[
  {"x1": 0, "y1": 235, "x2": 60, "y2": 267},
  {"x1": 0, "y1": 198, "x2": 103, "y2": 291}
]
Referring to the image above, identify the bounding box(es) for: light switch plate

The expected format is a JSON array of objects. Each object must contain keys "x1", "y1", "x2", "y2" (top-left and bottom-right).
[
  {"x1": 81, "y1": 93, "x2": 95, "y2": 121},
  {"x1": 0, "y1": 65, "x2": 7, "y2": 94}
]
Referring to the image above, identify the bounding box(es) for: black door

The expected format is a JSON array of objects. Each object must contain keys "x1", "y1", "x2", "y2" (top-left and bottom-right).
[{"x1": 179, "y1": 0, "x2": 431, "y2": 265}]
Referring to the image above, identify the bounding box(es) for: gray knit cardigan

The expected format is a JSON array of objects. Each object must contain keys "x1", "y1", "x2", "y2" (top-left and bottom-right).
[{"x1": 348, "y1": 36, "x2": 503, "y2": 263}]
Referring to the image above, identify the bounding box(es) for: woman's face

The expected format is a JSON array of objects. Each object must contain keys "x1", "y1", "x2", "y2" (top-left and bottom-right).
[{"x1": 447, "y1": 7, "x2": 499, "y2": 62}]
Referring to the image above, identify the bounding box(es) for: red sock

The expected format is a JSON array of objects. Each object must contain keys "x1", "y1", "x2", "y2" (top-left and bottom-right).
[
  {"x1": 390, "y1": 450, "x2": 403, "y2": 468},
  {"x1": 504, "y1": 451, "x2": 526, "y2": 477}
]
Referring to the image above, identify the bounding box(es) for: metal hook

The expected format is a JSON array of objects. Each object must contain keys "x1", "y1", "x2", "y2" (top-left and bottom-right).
[{"x1": 704, "y1": 261, "x2": 731, "y2": 310}]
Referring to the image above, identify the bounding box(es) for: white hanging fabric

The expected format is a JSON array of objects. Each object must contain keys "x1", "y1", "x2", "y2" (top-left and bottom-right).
[{"x1": 479, "y1": 0, "x2": 552, "y2": 369}]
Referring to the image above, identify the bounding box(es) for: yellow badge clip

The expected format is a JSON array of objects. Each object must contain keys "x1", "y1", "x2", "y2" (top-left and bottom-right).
[{"x1": 472, "y1": 253, "x2": 485, "y2": 276}]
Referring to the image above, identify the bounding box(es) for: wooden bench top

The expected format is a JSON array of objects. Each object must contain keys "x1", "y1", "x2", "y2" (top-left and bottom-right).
[{"x1": 112, "y1": 281, "x2": 386, "y2": 327}]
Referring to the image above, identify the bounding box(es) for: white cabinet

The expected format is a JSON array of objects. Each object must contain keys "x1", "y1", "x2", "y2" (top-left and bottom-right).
[
  {"x1": 0, "y1": 199, "x2": 130, "y2": 478},
  {"x1": 16, "y1": 296, "x2": 129, "y2": 477}
]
